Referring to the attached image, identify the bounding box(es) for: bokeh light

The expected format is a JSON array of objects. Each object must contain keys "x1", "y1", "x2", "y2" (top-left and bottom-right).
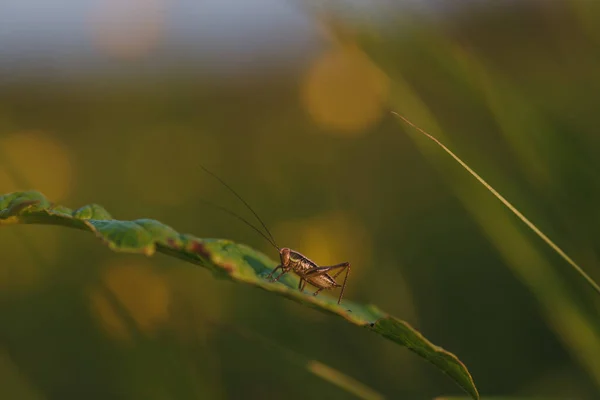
[
  {"x1": 0, "y1": 132, "x2": 73, "y2": 202},
  {"x1": 89, "y1": 261, "x2": 170, "y2": 341},
  {"x1": 90, "y1": 0, "x2": 166, "y2": 59},
  {"x1": 301, "y1": 44, "x2": 389, "y2": 135}
]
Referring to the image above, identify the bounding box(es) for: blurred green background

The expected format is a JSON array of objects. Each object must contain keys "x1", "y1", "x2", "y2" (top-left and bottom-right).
[{"x1": 1, "y1": 1, "x2": 600, "y2": 399}]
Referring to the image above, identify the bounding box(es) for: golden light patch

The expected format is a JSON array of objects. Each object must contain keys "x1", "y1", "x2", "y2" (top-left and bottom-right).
[
  {"x1": 125, "y1": 128, "x2": 218, "y2": 206},
  {"x1": 90, "y1": 261, "x2": 170, "y2": 340},
  {"x1": 302, "y1": 45, "x2": 389, "y2": 135},
  {"x1": 90, "y1": 0, "x2": 166, "y2": 59},
  {"x1": 0, "y1": 132, "x2": 73, "y2": 202}
]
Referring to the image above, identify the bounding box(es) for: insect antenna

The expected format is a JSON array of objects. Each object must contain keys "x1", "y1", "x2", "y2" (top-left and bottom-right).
[
  {"x1": 199, "y1": 164, "x2": 280, "y2": 250},
  {"x1": 196, "y1": 198, "x2": 279, "y2": 250}
]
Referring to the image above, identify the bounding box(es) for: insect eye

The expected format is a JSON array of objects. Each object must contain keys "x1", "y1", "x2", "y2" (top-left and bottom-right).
[{"x1": 280, "y1": 248, "x2": 291, "y2": 262}]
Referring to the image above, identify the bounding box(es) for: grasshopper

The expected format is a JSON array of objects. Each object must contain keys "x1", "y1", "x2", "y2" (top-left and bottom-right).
[{"x1": 200, "y1": 165, "x2": 351, "y2": 305}]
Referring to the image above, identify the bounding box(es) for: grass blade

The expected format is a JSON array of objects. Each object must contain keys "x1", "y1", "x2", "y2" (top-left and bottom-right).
[{"x1": 392, "y1": 111, "x2": 600, "y2": 296}]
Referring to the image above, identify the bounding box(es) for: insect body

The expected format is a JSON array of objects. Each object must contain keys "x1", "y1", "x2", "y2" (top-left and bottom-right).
[
  {"x1": 268, "y1": 248, "x2": 350, "y2": 304},
  {"x1": 200, "y1": 165, "x2": 351, "y2": 305}
]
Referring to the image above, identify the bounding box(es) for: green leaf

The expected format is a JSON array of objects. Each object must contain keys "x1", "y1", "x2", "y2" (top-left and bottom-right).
[{"x1": 0, "y1": 190, "x2": 480, "y2": 400}]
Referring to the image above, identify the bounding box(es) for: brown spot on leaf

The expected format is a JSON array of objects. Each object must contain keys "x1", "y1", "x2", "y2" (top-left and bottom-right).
[
  {"x1": 189, "y1": 241, "x2": 210, "y2": 259},
  {"x1": 221, "y1": 263, "x2": 234, "y2": 274}
]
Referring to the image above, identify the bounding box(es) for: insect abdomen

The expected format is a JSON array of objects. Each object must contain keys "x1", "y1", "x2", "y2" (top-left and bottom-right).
[{"x1": 304, "y1": 274, "x2": 340, "y2": 290}]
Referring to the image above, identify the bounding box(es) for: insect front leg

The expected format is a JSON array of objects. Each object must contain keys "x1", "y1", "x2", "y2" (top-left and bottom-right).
[
  {"x1": 266, "y1": 265, "x2": 281, "y2": 279},
  {"x1": 268, "y1": 265, "x2": 291, "y2": 283},
  {"x1": 267, "y1": 265, "x2": 284, "y2": 281}
]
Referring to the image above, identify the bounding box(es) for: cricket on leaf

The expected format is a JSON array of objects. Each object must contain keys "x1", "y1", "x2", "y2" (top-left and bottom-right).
[{"x1": 199, "y1": 165, "x2": 351, "y2": 305}]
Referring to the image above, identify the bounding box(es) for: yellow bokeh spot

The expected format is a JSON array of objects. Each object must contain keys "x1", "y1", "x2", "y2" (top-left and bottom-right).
[
  {"x1": 0, "y1": 132, "x2": 73, "y2": 202},
  {"x1": 125, "y1": 128, "x2": 218, "y2": 206},
  {"x1": 89, "y1": 261, "x2": 170, "y2": 340},
  {"x1": 302, "y1": 45, "x2": 389, "y2": 135},
  {"x1": 90, "y1": 0, "x2": 166, "y2": 59}
]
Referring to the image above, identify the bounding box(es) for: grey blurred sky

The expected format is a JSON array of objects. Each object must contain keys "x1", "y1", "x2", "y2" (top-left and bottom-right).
[{"x1": 0, "y1": 0, "x2": 473, "y2": 79}]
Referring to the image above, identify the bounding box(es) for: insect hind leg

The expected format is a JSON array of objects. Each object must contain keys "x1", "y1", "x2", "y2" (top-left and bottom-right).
[
  {"x1": 336, "y1": 263, "x2": 350, "y2": 305},
  {"x1": 306, "y1": 262, "x2": 351, "y2": 305},
  {"x1": 305, "y1": 262, "x2": 349, "y2": 277}
]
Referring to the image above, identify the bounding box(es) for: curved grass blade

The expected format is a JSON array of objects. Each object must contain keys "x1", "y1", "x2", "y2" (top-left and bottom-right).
[
  {"x1": 0, "y1": 190, "x2": 480, "y2": 400},
  {"x1": 391, "y1": 111, "x2": 600, "y2": 297}
]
